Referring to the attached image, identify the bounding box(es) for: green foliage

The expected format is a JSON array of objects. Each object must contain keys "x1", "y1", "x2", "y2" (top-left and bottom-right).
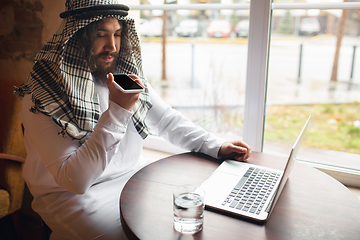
[
  {"x1": 348, "y1": 125, "x2": 360, "y2": 136},
  {"x1": 277, "y1": 10, "x2": 295, "y2": 34},
  {"x1": 229, "y1": 13, "x2": 238, "y2": 28},
  {"x1": 264, "y1": 102, "x2": 360, "y2": 154}
]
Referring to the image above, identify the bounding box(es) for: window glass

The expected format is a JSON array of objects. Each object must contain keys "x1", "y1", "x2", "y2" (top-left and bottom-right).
[
  {"x1": 131, "y1": 1, "x2": 360, "y2": 166},
  {"x1": 265, "y1": 6, "x2": 360, "y2": 159},
  {"x1": 132, "y1": 6, "x2": 250, "y2": 139}
]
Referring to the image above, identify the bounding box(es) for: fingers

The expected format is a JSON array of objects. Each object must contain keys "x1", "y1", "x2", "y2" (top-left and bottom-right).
[
  {"x1": 219, "y1": 141, "x2": 252, "y2": 162},
  {"x1": 106, "y1": 72, "x2": 115, "y2": 89},
  {"x1": 106, "y1": 73, "x2": 141, "y2": 110},
  {"x1": 232, "y1": 145, "x2": 248, "y2": 153},
  {"x1": 240, "y1": 146, "x2": 251, "y2": 160},
  {"x1": 232, "y1": 145, "x2": 251, "y2": 162},
  {"x1": 234, "y1": 149, "x2": 251, "y2": 162},
  {"x1": 234, "y1": 140, "x2": 251, "y2": 152},
  {"x1": 128, "y1": 74, "x2": 145, "y2": 88},
  {"x1": 233, "y1": 141, "x2": 252, "y2": 160},
  {"x1": 240, "y1": 146, "x2": 252, "y2": 161}
]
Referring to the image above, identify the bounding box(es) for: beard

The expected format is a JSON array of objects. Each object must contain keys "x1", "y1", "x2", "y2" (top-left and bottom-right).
[{"x1": 90, "y1": 51, "x2": 119, "y2": 85}]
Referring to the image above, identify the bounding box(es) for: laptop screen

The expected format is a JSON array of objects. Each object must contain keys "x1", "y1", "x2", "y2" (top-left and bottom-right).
[{"x1": 266, "y1": 115, "x2": 311, "y2": 215}]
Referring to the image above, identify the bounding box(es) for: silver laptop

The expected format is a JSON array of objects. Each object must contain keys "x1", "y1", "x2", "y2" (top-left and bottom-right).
[{"x1": 200, "y1": 116, "x2": 311, "y2": 223}]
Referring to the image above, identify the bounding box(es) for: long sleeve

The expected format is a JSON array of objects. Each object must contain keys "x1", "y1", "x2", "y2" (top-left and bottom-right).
[
  {"x1": 145, "y1": 84, "x2": 226, "y2": 159},
  {"x1": 21, "y1": 94, "x2": 133, "y2": 194}
]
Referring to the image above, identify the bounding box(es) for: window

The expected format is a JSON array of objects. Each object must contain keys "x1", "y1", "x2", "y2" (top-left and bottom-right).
[
  {"x1": 265, "y1": 1, "x2": 360, "y2": 187},
  {"x1": 129, "y1": 1, "x2": 360, "y2": 187},
  {"x1": 131, "y1": 2, "x2": 251, "y2": 147}
]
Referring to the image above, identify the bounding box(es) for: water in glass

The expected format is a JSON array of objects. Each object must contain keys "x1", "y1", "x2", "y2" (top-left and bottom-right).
[{"x1": 173, "y1": 192, "x2": 204, "y2": 234}]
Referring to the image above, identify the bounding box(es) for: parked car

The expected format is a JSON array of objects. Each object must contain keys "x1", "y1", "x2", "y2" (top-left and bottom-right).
[
  {"x1": 175, "y1": 19, "x2": 200, "y2": 37},
  {"x1": 138, "y1": 18, "x2": 163, "y2": 37},
  {"x1": 299, "y1": 18, "x2": 320, "y2": 36},
  {"x1": 206, "y1": 19, "x2": 232, "y2": 38},
  {"x1": 234, "y1": 20, "x2": 249, "y2": 38}
]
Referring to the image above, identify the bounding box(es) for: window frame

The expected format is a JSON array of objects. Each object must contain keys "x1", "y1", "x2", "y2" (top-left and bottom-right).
[{"x1": 130, "y1": 2, "x2": 360, "y2": 188}]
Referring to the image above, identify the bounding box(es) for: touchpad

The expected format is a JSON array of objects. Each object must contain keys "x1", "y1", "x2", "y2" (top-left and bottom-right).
[{"x1": 201, "y1": 171, "x2": 240, "y2": 205}]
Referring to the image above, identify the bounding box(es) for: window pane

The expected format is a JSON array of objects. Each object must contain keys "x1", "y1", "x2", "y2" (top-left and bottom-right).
[
  {"x1": 133, "y1": 8, "x2": 250, "y2": 139},
  {"x1": 265, "y1": 7, "x2": 360, "y2": 160}
]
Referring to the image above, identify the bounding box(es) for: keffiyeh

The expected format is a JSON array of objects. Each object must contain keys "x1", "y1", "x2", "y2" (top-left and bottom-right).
[{"x1": 15, "y1": 0, "x2": 152, "y2": 140}]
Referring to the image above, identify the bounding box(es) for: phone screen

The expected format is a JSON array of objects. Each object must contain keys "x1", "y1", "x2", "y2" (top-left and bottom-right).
[{"x1": 113, "y1": 74, "x2": 144, "y2": 91}]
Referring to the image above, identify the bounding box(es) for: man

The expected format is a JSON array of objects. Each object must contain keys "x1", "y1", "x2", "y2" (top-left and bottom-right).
[{"x1": 16, "y1": 0, "x2": 251, "y2": 239}]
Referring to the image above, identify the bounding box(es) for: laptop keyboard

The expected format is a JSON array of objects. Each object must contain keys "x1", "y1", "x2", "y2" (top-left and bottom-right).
[{"x1": 222, "y1": 167, "x2": 281, "y2": 215}]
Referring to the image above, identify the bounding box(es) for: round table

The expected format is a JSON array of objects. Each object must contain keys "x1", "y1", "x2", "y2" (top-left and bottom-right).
[{"x1": 120, "y1": 152, "x2": 360, "y2": 240}]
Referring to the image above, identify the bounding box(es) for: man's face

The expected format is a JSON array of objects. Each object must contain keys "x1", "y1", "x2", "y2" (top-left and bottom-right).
[{"x1": 92, "y1": 17, "x2": 122, "y2": 80}]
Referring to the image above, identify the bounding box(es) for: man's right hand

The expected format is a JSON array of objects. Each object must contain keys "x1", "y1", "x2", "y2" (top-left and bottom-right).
[{"x1": 106, "y1": 73, "x2": 143, "y2": 110}]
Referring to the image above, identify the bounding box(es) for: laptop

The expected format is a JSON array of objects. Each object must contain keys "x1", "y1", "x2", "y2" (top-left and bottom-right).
[{"x1": 199, "y1": 116, "x2": 311, "y2": 223}]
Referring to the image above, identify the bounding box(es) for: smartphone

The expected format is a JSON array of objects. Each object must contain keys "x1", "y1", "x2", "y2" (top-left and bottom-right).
[{"x1": 113, "y1": 74, "x2": 144, "y2": 93}]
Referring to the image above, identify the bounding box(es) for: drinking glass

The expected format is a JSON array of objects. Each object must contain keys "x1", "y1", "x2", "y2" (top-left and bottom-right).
[{"x1": 173, "y1": 185, "x2": 205, "y2": 234}]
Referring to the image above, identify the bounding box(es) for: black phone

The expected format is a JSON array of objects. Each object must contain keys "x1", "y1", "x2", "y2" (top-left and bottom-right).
[{"x1": 113, "y1": 74, "x2": 144, "y2": 93}]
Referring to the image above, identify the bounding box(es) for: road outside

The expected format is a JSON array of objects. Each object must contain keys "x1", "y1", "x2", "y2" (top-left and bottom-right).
[{"x1": 141, "y1": 34, "x2": 360, "y2": 107}]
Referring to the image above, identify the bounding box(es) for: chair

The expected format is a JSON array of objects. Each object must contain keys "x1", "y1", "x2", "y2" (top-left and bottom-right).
[
  {"x1": 0, "y1": 81, "x2": 27, "y2": 239},
  {"x1": 0, "y1": 82, "x2": 50, "y2": 239},
  {"x1": 0, "y1": 153, "x2": 25, "y2": 239},
  {"x1": 0, "y1": 82, "x2": 27, "y2": 159}
]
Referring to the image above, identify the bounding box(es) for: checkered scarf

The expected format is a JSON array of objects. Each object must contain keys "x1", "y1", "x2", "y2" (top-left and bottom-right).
[{"x1": 15, "y1": 0, "x2": 152, "y2": 140}]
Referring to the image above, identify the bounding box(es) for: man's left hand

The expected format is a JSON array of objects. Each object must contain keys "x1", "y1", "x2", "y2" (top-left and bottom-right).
[{"x1": 218, "y1": 140, "x2": 252, "y2": 162}]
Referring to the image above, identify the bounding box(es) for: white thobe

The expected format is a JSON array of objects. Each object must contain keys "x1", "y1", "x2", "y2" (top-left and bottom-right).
[{"x1": 20, "y1": 82, "x2": 226, "y2": 240}]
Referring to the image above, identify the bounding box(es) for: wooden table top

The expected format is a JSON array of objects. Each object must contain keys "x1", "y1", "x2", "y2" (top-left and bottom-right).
[{"x1": 120, "y1": 152, "x2": 360, "y2": 240}]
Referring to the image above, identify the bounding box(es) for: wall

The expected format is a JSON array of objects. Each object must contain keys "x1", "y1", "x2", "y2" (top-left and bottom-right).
[
  {"x1": 0, "y1": 0, "x2": 65, "y2": 84},
  {"x1": 0, "y1": 0, "x2": 65, "y2": 157}
]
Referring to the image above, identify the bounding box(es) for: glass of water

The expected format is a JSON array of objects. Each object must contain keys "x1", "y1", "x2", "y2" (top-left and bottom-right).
[{"x1": 173, "y1": 185, "x2": 205, "y2": 234}]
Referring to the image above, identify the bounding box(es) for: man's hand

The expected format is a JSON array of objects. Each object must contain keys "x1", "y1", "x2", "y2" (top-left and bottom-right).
[
  {"x1": 218, "y1": 140, "x2": 252, "y2": 162},
  {"x1": 106, "y1": 73, "x2": 144, "y2": 110}
]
